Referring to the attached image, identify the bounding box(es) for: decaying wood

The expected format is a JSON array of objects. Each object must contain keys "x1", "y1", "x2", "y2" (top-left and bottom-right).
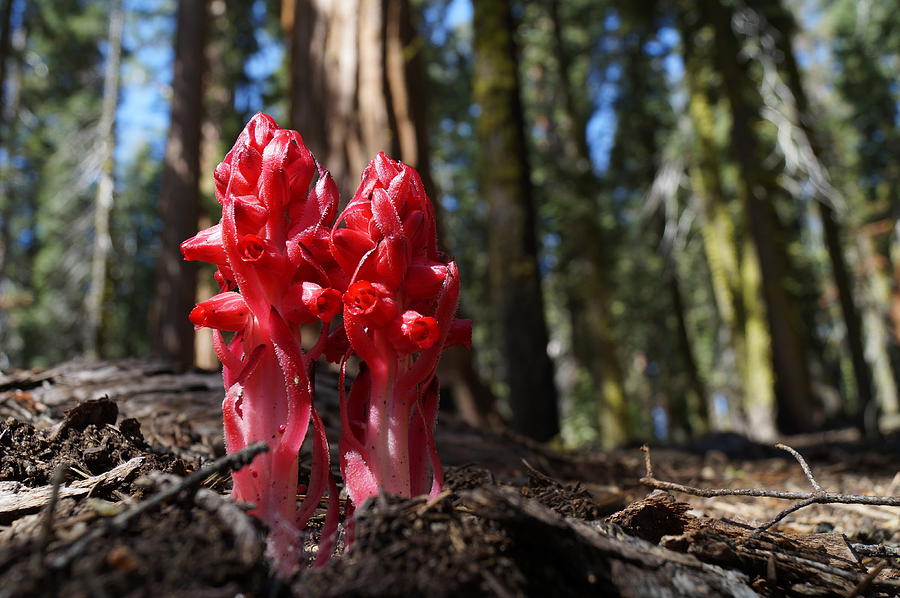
[
  {"x1": 0, "y1": 457, "x2": 143, "y2": 518},
  {"x1": 463, "y1": 486, "x2": 762, "y2": 597},
  {"x1": 610, "y1": 490, "x2": 899, "y2": 597}
]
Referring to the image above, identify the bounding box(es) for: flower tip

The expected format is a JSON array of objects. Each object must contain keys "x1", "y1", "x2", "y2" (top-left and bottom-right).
[
  {"x1": 191, "y1": 292, "x2": 250, "y2": 331},
  {"x1": 301, "y1": 282, "x2": 342, "y2": 322},
  {"x1": 343, "y1": 281, "x2": 397, "y2": 326},
  {"x1": 189, "y1": 305, "x2": 207, "y2": 328},
  {"x1": 314, "y1": 288, "x2": 342, "y2": 321},
  {"x1": 402, "y1": 313, "x2": 440, "y2": 350}
]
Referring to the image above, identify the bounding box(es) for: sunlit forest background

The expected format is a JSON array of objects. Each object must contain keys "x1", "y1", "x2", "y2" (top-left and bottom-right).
[{"x1": 1, "y1": 0, "x2": 898, "y2": 449}]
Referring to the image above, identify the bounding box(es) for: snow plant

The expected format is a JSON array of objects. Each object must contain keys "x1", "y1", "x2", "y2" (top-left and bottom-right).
[
  {"x1": 181, "y1": 114, "x2": 342, "y2": 575},
  {"x1": 330, "y1": 153, "x2": 470, "y2": 505},
  {"x1": 182, "y1": 114, "x2": 469, "y2": 573}
]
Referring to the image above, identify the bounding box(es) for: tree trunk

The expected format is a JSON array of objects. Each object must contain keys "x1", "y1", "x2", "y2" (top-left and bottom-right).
[
  {"x1": 677, "y1": 2, "x2": 777, "y2": 440},
  {"x1": 0, "y1": 0, "x2": 16, "y2": 283},
  {"x1": 288, "y1": 0, "x2": 432, "y2": 193},
  {"x1": 666, "y1": 245, "x2": 708, "y2": 437},
  {"x1": 547, "y1": 0, "x2": 630, "y2": 446},
  {"x1": 707, "y1": 0, "x2": 819, "y2": 433},
  {"x1": 760, "y1": 0, "x2": 875, "y2": 427},
  {"x1": 473, "y1": 0, "x2": 559, "y2": 441},
  {"x1": 0, "y1": 0, "x2": 14, "y2": 146},
  {"x1": 287, "y1": 0, "x2": 497, "y2": 428},
  {"x1": 151, "y1": 0, "x2": 208, "y2": 370},
  {"x1": 856, "y1": 228, "x2": 900, "y2": 432},
  {"x1": 83, "y1": 0, "x2": 124, "y2": 360}
]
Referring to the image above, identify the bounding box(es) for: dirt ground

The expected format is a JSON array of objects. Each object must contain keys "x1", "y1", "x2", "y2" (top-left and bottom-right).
[{"x1": 0, "y1": 360, "x2": 898, "y2": 597}]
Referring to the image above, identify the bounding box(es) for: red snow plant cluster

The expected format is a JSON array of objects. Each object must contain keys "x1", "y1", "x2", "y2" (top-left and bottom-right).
[{"x1": 181, "y1": 113, "x2": 468, "y2": 575}]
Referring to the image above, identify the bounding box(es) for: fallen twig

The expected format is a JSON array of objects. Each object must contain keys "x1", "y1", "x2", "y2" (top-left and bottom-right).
[
  {"x1": 640, "y1": 444, "x2": 900, "y2": 531},
  {"x1": 49, "y1": 441, "x2": 268, "y2": 569},
  {"x1": 845, "y1": 560, "x2": 887, "y2": 598}
]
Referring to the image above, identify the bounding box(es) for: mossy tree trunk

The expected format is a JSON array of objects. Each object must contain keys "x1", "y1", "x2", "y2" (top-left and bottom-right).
[
  {"x1": 678, "y1": 2, "x2": 777, "y2": 440},
  {"x1": 473, "y1": 0, "x2": 559, "y2": 441},
  {"x1": 707, "y1": 0, "x2": 819, "y2": 433}
]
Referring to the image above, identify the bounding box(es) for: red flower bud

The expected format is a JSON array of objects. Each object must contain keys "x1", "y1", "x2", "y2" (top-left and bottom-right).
[
  {"x1": 331, "y1": 228, "x2": 375, "y2": 276},
  {"x1": 190, "y1": 292, "x2": 250, "y2": 332},
  {"x1": 290, "y1": 168, "x2": 338, "y2": 233},
  {"x1": 233, "y1": 197, "x2": 268, "y2": 233},
  {"x1": 301, "y1": 282, "x2": 342, "y2": 322},
  {"x1": 404, "y1": 261, "x2": 448, "y2": 300},
  {"x1": 371, "y1": 187, "x2": 403, "y2": 237},
  {"x1": 214, "y1": 162, "x2": 231, "y2": 202},
  {"x1": 234, "y1": 146, "x2": 262, "y2": 185},
  {"x1": 372, "y1": 152, "x2": 401, "y2": 187},
  {"x1": 390, "y1": 310, "x2": 440, "y2": 353},
  {"x1": 181, "y1": 224, "x2": 226, "y2": 264},
  {"x1": 343, "y1": 281, "x2": 397, "y2": 327},
  {"x1": 240, "y1": 112, "x2": 278, "y2": 153},
  {"x1": 259, "y1": 130, "x2": 315, "y2": 211},
  {"x1": 373, "y1": 236, "x2": 410, "y2": 290}
]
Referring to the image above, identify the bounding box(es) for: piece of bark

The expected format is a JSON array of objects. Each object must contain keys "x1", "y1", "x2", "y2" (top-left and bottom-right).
[
  {"x1": 607, "y1": 489, "x2": 693, "y2": 543},
  {"x1": 0, "y1": 457, "x2": 142, "y2": 518},
  {"x1": 463, "y1": 486, "x2": 760, "y2": 597}
]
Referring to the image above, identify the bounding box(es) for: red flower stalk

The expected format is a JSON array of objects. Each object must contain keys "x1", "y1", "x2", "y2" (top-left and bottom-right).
[
  {"x1": 182, "y1": 114, "x2": 341, "y2": 576},
  {"x1": 331, "y1": 153, "x2": 471, "y2": 504}
]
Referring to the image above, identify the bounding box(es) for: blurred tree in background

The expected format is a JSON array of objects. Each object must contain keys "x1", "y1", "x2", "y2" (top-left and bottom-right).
[{"x1": 1, "y1": 0, "x2": 899, "y2": 445}]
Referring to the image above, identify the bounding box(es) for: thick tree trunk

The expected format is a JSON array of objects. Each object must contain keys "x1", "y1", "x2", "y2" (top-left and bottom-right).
[
  {"x1": 473, "y1": 0, "x2": 559, "y2": 441},
  {"x1": 708, "y1": 0, "x2": 819, "y2": 433},
  {"x1": 151, "y1": 0, "x2": 208, "y2": 370},
  {"x1": 288, "y1": 0, "x2": 432, "y2": 194},
  {"x1": 83, "y1": 0, "x2": 124, "y2": 359},
  {"x1": 287, "y1": 0, "x2": 497, "y2": 428},
  {"x1": 678, "y1": 3, "x2": 777, "y2": 440}
]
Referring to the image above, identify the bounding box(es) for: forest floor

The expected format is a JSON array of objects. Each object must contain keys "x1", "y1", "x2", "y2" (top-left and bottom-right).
[{"x1": 0, "y1": 360, "x2": 898, "y2": 597}]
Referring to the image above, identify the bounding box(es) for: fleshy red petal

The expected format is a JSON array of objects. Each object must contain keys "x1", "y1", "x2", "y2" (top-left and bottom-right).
[
  {"x1": 181, "y1": 224, "x2": 226, "y2": 264},
  {"x1": 190, "y1": 292, "x2": 250, "y2": 331}
]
